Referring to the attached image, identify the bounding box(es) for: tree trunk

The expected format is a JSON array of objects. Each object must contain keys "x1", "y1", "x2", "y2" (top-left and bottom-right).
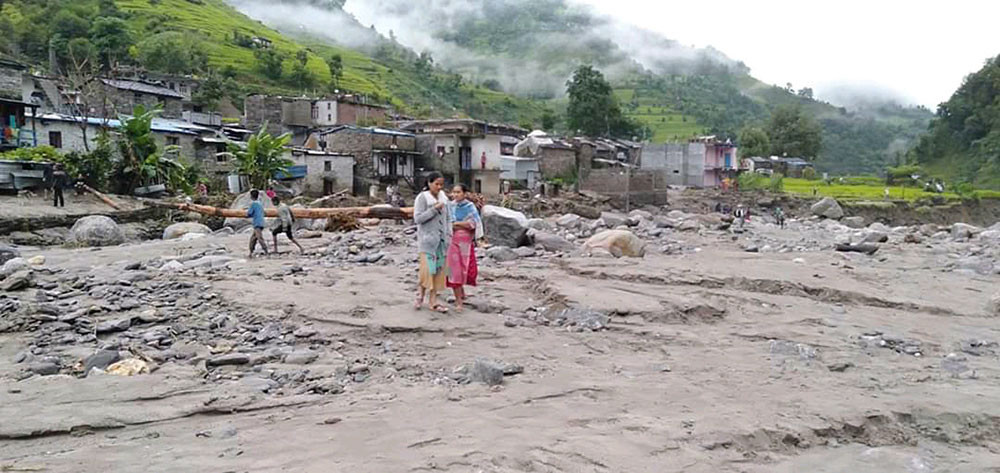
[{"x1": 145, "y1": 200, "x2": 414, "y2": 220}]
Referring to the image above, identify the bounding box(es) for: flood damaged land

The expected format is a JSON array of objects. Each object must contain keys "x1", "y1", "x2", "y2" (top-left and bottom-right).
[{"x1": 2, "y1": 199, "x2": 1000, "y2": 472}]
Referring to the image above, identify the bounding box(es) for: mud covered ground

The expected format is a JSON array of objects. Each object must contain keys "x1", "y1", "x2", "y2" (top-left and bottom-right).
[{"x1": 1, "y1": 212, "x2": 999, "y2": 472}]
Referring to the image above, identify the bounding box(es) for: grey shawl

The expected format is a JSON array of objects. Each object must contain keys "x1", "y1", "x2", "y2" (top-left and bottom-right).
[{"x1": 413, "y1": 190, "x2": 452, "y2": 257}]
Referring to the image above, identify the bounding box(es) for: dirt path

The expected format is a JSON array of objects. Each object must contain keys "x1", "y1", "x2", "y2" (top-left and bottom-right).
[{"x1": 1, "y1": 219, "x2": 999, "y2": 472}]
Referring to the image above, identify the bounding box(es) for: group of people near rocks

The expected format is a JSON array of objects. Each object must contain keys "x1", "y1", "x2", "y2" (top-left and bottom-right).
[
  {"x1": 242, "y1": 172, "x2": 483, "y2": 314},
  {"x1": 244, "y1": 188, "x2": 304, "y2": 258},
  {"x1": 412, "y1": 172, "x2": 482, "y2": 313}
]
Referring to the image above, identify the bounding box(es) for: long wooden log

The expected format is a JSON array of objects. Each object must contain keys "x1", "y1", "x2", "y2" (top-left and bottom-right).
[
  {"x1": 145, "y1": 200, "x2": 414, "y2": 220},
  {"x1": 77, "y1": 183, "x2": 122, "y2": 210}
]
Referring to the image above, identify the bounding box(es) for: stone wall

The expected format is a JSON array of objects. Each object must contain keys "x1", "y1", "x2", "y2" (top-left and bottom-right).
[
  {"x1": 0, "y1": 66, "x2": 22, "y2": 101},
  {"x1": 244, "y1": 95, "x2": 283, "y2": 136},
  {"x1": 537, "y1": 147, "x2": 576, "y2": 179},
  {"x1": 580, "y1": 168, "x2": 669, "y2": 206},
  {"x1": 287, "y1": 151, "x2": 353, "y2": 196},
  {"x1": 103, "y1": 86, "x2": 182, "y2": 119},
  {"x1": 337, "y1": 102, "x2": 386, "y2": 125}
]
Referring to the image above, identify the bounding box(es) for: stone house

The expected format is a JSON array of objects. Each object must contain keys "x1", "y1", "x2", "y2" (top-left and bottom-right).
[
  {"x1": 283, "y1": 148, "x2": 354, "y2": 196},
  {"x1": 302, "y1": 125, "x2": 419, "y2": 194},
  {"x1": 99, "y1": 79, "x2": 185, "y2": 119},
  {"x1": 0, "y1": 58, "x2": 38, "y2": 151},
  {"x1": 513, "y1": 131, "x2": 578, "y2": 180},
  {"x1": 397, "y1": 119, "x2": 526, "y2": 195}
]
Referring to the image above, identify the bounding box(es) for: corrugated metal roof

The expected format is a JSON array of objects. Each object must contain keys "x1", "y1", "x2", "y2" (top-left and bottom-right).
[
  {"x1": 101, "y1": 79, "x2": 185, "y2": 99},
  {"x1": 316, "y1": 125, "x2": 414, "y2": 137},
  {"x1": 32, "y1": 112, "x2": 214, "y2": 136}
]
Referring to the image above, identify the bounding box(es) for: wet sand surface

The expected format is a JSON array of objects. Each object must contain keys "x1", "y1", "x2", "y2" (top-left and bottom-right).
[{"x1": 2, "y1": 216, "x2": 999, "y2": 472}]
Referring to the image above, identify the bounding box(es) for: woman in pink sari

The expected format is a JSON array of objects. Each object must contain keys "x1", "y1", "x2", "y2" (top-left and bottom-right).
[{"x1": 446, "y1": 184, "x2": 482, "y2": 312}]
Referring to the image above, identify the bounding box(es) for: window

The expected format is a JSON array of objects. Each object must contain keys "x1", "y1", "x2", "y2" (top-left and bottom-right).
[
  {"x1": 474, "y1": 179, "x2": 482, "y2": 194},
  {"x1": 216, "y1": 154, "x2": 228, "y2": 163},
  {"x1": 166, "y1": 136, "x2": 180, "y2": 146},
  {"x1": 324, "y1": 161, "x2": 332, "y2": 172},
  {"x1": 328, "y1": 114, "x2": 332, "y2": 122},
  {"x1": 48, "y1": 131, "x2": 62, "y2": 149},
  {"x1": 436, "y1": 146, "x2": 446, "y2": 156},
  {"x1": 327, "y1": 103, "x2": 331, "y2": 110}
]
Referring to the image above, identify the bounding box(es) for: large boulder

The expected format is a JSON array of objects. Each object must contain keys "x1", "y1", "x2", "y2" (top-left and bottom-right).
[
  {"x1": 600, "y1": 212, "x2": 629, "y2": 228},
  {"x1": 556, "y1": 213, "x2": 582, "y2": 227},
  {"x1": 951, "y1": 223, "x2": 982, "y2": 240},
  {"x1": 842, "y1": 216, "x2": 866, "y2": 229},
  {"x1": 223, "y1": 192, "x2": 275, "y2": 230},
  {"x1": 568, "y1": 203, "x2": 601, "y2": 220},
  {"x1": 162, "y1": 222, "x2": 213, "y2": 240},
  {"x1": 486, "y1": 246, "x2": 519, "y2": 262},
  {"x1": 810, "y1": 197, "x2": 844, "y2": 220},
  {"x1": 482, "y1": 205, "x2": 529, "y2": 248},
  {"x1": 530, "y1": 230, "x2": 576, "y2": 253},
  {"x1": 0, "y1": 244, "x2": 21, "y2": 265},
  {"x1": 70, "y1": 215, "x2": 124, "y2": 247},
  {"x1": 583, "y1": 230, "x2": 646, "y2": 258}
]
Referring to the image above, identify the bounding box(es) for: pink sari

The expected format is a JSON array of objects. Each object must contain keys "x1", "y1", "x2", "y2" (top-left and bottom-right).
[{"x1": 446, "y1": 226, "x2": 478, "y2": 288}]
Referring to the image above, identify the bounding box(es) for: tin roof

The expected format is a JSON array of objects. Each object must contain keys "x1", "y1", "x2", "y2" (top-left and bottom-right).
[{"x1": 101, "y1": 79, "x2": 185, "y2": 99}]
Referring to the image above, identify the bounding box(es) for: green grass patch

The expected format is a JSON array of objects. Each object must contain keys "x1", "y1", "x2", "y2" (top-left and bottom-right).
[{"x1": 782, "y1": 177, "x2": 1000, "y2": 201}]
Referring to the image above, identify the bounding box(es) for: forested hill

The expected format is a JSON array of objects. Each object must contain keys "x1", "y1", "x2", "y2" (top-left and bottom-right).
[
  {"x1": 232, "y1": 0, "x2": 933, "y2": 176},
  {"x1": 911, "y1": 55, "x2": 1000, "y2": 188},
  {"x1": 0, "y1": 0, "x2": 547, "y2": 124}
]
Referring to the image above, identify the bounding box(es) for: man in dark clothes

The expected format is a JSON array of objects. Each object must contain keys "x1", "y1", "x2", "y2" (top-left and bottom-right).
[{"x1": 52, "y1": 164, "x2": 67, "y2": 207}]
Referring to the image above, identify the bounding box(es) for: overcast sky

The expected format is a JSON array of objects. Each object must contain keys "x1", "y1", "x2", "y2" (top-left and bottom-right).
[{"x1": 577, "y1": 0, "x2": 998, "y2": 109}]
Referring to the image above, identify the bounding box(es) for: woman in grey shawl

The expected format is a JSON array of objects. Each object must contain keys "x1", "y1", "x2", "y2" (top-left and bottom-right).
[{"x1": 413, "y1": 172, "x2": 452, "y2": 312}]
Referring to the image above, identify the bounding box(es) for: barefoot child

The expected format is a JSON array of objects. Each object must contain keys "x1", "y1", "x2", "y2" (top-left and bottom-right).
[{"x1": 446, "y1": 184, "x2": 481, "y2": 312}]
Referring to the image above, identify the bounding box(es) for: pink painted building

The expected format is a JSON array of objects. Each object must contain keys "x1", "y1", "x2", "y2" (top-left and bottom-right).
[{"x1": 692, "y1": 136, "x2": 738, "y2": 187}]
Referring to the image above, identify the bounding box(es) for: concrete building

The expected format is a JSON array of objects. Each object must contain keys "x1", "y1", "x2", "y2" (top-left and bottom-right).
[
  {"x1": 500, "y1": 156, "x2": 540, "y2": 189},
  {"x1": 0, "y1": 58, "x2": 38, "y2": 151},
  {"x1": 283, "y1": 148, "x2": 354, "y2": 196},
  {"x1": 244, "y1": 94, "x2": 389, "y2": 139},
  {"x1": 302, "y1": 125, "x2": 419, "y2": 194},
  {"x1": 398, "y1": 119, "x2": 526, "y2": 195},
  {"x1": 641, "y1": 137, "x2": 738, "y2": 188}
]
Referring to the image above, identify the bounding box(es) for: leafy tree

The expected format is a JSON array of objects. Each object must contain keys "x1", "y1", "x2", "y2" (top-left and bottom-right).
[
  {"x1": 414, "y1": 51, "x2": 433, "y2": 76},
  {"x1": 565, "y1": 65, "x2": 636, "y2": 138},
  {"x1": 541, "y1": 109, "x2": 556, "y2": 131},
  {"x1": 136, "y1": 32, "x2": 207, "y2": 74},
  {"x1": 66, "y1": 37, "x2": 97, "y2": 67},
  {"x1": 90, "y1": 16, "x2": 131, "y2": 69},
  {"x1": 53, "y1": 10, "x2": 90, "y2": 39},
  {"x1": 114, "y1": 105, "x2": 188, "y2": 192},
  {"x1": 738, "y1": 125, "x2": 770, "y2": 157},
  {"x1": 226, "y1": 126, "x2": 293, "y2": 189},
  {"x1": 482, "y1": 78, "x2": 502, "y2": 92},
  {"x1": 328, "y1": 53, "x2": 343, "y2": 90},
  {"x1": 766, "y1": 105, "x2": 822, "y2": 158},
  {"x1": 288, "y1": 49, "x2": 315, "y2": 89},
  {"x1": 254, "y1": 48, "x2": 283, "y2": 80},
  {"x1": 911, "y1": 54, "x2": 1000, "y2": 187},
  {"x1": 797, "y1": 87, "x2": 814, "y2": 99}
]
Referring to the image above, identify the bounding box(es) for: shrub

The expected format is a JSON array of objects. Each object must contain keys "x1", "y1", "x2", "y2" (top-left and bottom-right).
[
  {"x1": 768, "y1": 173, "x2": 785, "y2": 192},
  {"x1": 801, "y1": 166, "x2": 818, "y2": 180}
]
